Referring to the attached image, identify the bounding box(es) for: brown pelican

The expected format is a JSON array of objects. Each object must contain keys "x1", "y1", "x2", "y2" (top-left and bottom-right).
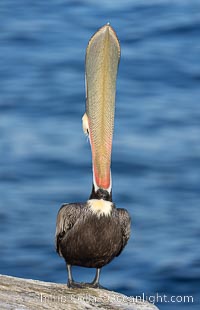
[{"x1": 55, "y1": 24, "x2": 131, "y2": 288}]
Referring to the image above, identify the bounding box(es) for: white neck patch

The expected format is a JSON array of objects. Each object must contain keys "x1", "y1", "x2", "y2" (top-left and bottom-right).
[{"x1": 87, "y1": 199, "x2": 113, "y2": 217}]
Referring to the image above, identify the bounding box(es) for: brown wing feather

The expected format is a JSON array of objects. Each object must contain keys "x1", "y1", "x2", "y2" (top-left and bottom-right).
[
  {"x1": 55, "y1": 203, "x2": 82, "y2": 256},
  {"x1": 117, "y1": 208, "x2": 131, "y2": 256}
]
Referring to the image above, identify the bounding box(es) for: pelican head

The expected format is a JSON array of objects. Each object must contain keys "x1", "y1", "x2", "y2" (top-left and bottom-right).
[{"x1": 82, "y1": 24, "x2": 120, "y2": 202}]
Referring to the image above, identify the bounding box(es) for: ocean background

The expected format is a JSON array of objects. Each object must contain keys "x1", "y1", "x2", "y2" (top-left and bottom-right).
[{"x1": 0, "y1": 0, "x2": 200, "y2": 309}]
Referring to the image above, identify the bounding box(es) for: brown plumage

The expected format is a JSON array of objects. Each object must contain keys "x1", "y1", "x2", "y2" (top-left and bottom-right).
[{"x1": 56, "y1": 202, "x2": 131, "y2": 269}]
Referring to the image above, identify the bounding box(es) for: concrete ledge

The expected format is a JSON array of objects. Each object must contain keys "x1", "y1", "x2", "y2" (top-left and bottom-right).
[{"x1": 0, "y1": 274, "x2": 159, "y2": 310}]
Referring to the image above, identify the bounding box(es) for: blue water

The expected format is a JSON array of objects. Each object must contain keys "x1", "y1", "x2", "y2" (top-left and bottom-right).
[{"x1": 0, "y1": 1, "x2": 200, "y2": 309}]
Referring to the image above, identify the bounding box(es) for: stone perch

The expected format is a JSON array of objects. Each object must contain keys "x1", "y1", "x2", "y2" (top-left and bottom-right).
[{"x1": 0, "y1": 274, "x2": 159, "y2": 310}]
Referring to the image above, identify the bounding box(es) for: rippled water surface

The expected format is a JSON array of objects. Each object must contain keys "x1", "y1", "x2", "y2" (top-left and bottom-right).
[{"x1": 0, "y1": 1, "x2": 200, "y2": 309}]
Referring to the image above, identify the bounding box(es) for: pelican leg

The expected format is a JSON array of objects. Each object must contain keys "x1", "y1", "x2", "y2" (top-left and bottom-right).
[
  {"x1": 67, "y1": 264, "x2": 85, "y2": 288},
  {"x1": 67, "y1": 264, "x2": 75, "y2": 287},
  {"x1": 90, "y1": 268, "x2": 102, "y2": 288},
  {"x1": 67, "y1": 265, "x2": 103, "y2": 289}
]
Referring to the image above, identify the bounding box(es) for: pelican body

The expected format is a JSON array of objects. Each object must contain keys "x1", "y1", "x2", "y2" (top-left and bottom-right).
[
  {"x1": 56, "y1": 201, "x2": 130, "y2": 269},
  {"x1": 55, "y1": 24, "x2": 131, "y2": 288}
]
